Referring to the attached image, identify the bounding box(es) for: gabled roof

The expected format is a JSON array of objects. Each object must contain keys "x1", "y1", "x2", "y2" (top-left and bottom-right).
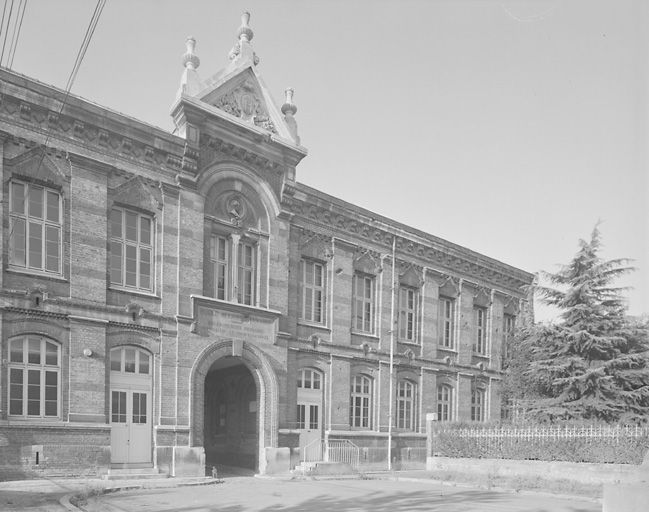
[{"x1": 174, "y1": 12, "x2": 300, "y2": 147}]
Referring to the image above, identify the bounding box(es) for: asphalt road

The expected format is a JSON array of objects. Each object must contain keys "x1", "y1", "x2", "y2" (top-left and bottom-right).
[{"x1": 84, "y1": 476, "x2": 600, "y2": 512}]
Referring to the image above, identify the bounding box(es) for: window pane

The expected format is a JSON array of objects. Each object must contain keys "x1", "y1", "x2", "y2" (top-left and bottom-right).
[
  {"x1": 29, "y1": 186, "x2": 43, "y2": 218},
  {"x1": 110, "y1": 349, "x2": 121, "y2": 371},
  {"x1": 110, "y1": 241, "x2": 123, "y2": 284},
  {"x1": 10, "y1": 339, "x2": 23, "y2": 362},
  {"x1": 46, "y1": 191, "x2": 59, "y2": 222},
  {"x1": 45, "y1": 226, "x2": 60, "y2": 272},
  {"x1": 139, "y1": 248, "x2": 151, "y2": 289},
  {"x1": 28, "y1": 221, "x2": 43, "y2": 268},
  {"x1": 111, "y1": 209, "x2": 122, "y2": 239},
  {"x1": 10, "y1": 218, "x2": 26, "y2": 266},
  {"x1": 11, "y1": 182, "x2": 25, "y2": 214},
  {"x1": 313, "y1": 372, "x2": 321, "y2": 390},
  {"x1": 9, "y1": 368, "x2": 23, "y2": 414},
  {"x1": 139, "y1": 352, "x2": 150, "y2": 374},
  {"x1": 124, "y1": 348, "x2": 136, "y2": 373},
  {"x1": 140, "y1": 217, "x2": 151, "y2": 245},
  {"x1": 45, "y1": 342, "x2": 58, "y2": 365},
  {"x1": 125, "y1": 211, "x2": 138, "y2": 241},
  {"x1": 125, "y1": 245, "x2": 137, "y2": 286},
  {"x1": 310, "y1": 405, "x2": 318, "y2": 429},
  {"x1": 28, "y1": 338, "x2": 41, "y2": 364},
  {"x1": 27, "y1": 370, "x2": 40, "y2": 415},
  {"x1": 45, "y1": 371, "x2": 57, "y2": 416}
]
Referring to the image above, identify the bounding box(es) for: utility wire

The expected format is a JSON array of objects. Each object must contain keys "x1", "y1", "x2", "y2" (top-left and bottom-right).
[
  {"x1": 8, "y1": 0, "x2": 26, "y2": 68},
  {"x1": 0, "y1": 0, "x2": 14, "y2": 66},
  {"x1": 0, "y1": 1, "x2": 9, "y2": 58},
  {"x1": 7, "y1": 0, "x2": 107, "y2": 245}
]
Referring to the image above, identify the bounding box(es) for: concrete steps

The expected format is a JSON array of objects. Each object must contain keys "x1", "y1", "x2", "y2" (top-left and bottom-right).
[{"x1": 292, "y1": 461, "x2": 355, "y2": 476}]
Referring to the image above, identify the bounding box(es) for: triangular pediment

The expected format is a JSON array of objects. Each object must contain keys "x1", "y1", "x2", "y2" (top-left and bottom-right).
[
  {"x1": 8, "y1": 147, "x2": 69, "y2": 184},
  {"x1": 111, "y1": 176, "x2": 162, "y2": 213},
  {"x1": 191, "y1": 66, "x2": 294, "y2": 142}
]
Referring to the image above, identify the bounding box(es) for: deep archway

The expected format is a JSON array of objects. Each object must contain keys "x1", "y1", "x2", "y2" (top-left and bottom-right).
[
  {"x1": 190, "y1": 340, "x2": 279, "y2": 474},
  {"x1": 204, "y1": 358, "x2": 258, "y2": 469}
]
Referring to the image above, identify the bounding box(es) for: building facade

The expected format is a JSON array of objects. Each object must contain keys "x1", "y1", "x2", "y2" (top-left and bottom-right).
[{"x1": 0, "y1": 13, "x2": 533, "y2": 478}]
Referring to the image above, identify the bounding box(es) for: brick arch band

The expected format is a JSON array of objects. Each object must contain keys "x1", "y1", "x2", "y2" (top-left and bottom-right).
[{"x1": 189, "y1": 340, "x2": 279, "y2": 472}]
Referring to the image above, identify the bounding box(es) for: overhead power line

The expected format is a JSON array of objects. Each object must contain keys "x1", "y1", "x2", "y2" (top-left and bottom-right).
[
  {"x1": 8, "y1": 0, "x2": 27, "y2": 68},
  {"x1": 0, "y1": 0, "x2": 15, "y2": 66},
  {"x1": 6, "y1": 0, "x2": 107, "y2": 244}
]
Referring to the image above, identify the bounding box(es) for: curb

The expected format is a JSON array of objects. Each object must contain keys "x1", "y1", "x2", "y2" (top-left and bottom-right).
[
  {"x1": 381, "y1": 475, "x2": 602, "y2": 504},
  {"x1": 59, "y1": 478, "x2": 221, "y2": 511}
]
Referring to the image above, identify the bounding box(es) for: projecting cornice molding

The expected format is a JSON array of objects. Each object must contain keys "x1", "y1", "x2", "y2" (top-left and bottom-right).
[
  {"x1": 283, "y1": 186, "x2": 533, "y2": 295},
  {"x1": 0, "y1": 76, "x2": 185, "y2": 177}
]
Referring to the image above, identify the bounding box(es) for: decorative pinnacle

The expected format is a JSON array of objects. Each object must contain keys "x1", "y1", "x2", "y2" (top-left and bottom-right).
[
  {"x1": 281, "y1": 88, "x2": 297, "y2": 116},
  {"x1": 237, "y1": 11, "x2": 254, "y2": 42},
  {"x1": 182, "y1": 36, "x2": 200, "y2": 70}
]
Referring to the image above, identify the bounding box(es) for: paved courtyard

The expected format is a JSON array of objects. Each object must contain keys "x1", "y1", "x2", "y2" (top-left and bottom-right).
[{"x1": 83, "y1": 476, "x2": 600, "y2": 512}]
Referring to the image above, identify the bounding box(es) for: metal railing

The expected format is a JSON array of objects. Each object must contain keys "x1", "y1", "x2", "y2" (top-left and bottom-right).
[{"x1": 301, "y1": 438, "x2": 360, "y2": 470}]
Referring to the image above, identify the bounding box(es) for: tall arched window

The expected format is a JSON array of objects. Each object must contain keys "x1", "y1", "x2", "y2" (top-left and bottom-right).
[
  {"x1": 9, "y1": 336, "x2": 60, "y2": 417},
  {"x1": 350, "y1": 375, "x2": 372, "y2": 428},
  {"x1": 437, "y1": 384, "x2": 453, "y2": 422},
  {"x1": 397, "y1": 380, "x2": 417, "y2": 430}
]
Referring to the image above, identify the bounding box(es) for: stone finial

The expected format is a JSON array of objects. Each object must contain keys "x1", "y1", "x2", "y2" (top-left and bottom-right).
[
  {"x1": 182, "y1": 37, "x2": 200, "y2": 70},
  {"x1": 177, "y1": 36, "x2": 202, "y2": 98},
  {"x1": 282, "y1": 87, "x2": 300, "y2": 145},
  {"x1": 237, "y1": 11, "x2": 254, "y2": 42},
  {"x1": 228, "y1": 11, "x2": 259, "y2": 66},
  {"x1": 281, "y1": 87, "x2": 297, "y2": 116}
]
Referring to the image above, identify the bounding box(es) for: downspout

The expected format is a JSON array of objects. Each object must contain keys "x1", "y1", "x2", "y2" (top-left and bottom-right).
[
  {"x1": 327, "y1": 238, "x2": 335, "y2": 436},
  {"x1": 387, "y1": 236, "x2": 396, "y2": 470}
]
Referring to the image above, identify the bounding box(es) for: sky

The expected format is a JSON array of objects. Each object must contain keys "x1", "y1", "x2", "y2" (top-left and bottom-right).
[{"x1": 5, "y1": 0, "x2": 648, "y2": 322}]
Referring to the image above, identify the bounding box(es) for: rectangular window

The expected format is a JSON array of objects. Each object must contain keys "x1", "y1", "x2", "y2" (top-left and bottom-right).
[
  {"x1": 309, "y1": 405, "x2": 319, "y2": 430},
  {"x1": 9, "y1": 181, "x2": 61, "y2": 274},
  {"x1": 350, "y1": 376, "x2": 372, "y2": 428},
  {"x1": 210, "y1": 235, "x2": 229, "y2": 300},
  {"x1": 398, "y1": 287, "x2": 418, "y2": 342},
  {"x1": 439, "y1": 298, "x2": 455, "y2": 348},
  {"x1": 300, "y1": 260, "x2": 326, "y2": 323},
  {"x1": 397, "y1": 381, "x2": 416, "y2": 430},
  {"x1": 132, "y1": 392, "x2": 147, "y2": 424},
  {"x1": 353, "y1": 274, "x2": 375, "y2": 333},
  {"x1": 474, "y1": 307, "x2": 487, "y2": 354},
  {"x1": 471, "y1": 389, "x2": 485, "y2": 422},
  {"x1": 111, "y1": 391, "x2": 127, "y2": 423},
  {"x1": 237, "y1": 241, "x2": 256, "y2": 305},
  {"x1": 297, "y1": 404, "x2": 306, "y2": 429},
  {"x1": 502, "y1": 314, "x2": 516, "y2": 364},
  {"x1": 8, "y1": 337, "x2": 60, "y2": 418},
  {"x1": 110, "y1": 208, "x2": 153, "y2": 292}
]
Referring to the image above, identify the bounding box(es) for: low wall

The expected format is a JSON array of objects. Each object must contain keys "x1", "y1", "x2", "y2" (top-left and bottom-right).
[{"x1": 426, "y1": 456, "x2": 640, "y2": 485}]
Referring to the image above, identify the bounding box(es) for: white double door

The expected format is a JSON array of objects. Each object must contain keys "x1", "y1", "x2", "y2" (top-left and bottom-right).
[
  {"x1": 298, "y1": 387, "x2": 323, "y2": 457},
  {"x1": 110, "y1": 373, "x2": 151, "y2": 465}
]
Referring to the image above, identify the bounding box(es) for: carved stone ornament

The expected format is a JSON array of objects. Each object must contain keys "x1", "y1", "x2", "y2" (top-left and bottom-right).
[
  {"x1": 298, "y1": 229, "x2": 333, "y2": 260},
  {"x1": 353, "y1": 249, "x2": 382, "y2": 275},
  {"x1": 226, "y1": 195, "x2": 247, "y2": 226},
  {"x1": 211, "y1": 80, "x2": 277, "y2": 133},
  {"x1": 399, "y1": 263, "x2": 424, "y2": 288}
]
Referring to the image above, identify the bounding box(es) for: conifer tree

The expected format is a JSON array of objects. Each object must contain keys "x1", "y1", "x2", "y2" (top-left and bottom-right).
[{"x1": 523, "y1": 225, "x2": 649, "y2": 423}]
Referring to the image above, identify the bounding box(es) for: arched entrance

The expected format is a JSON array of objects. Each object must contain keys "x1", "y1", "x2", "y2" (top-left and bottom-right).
[
  {"x1": 190, "y1": 340, "x2": 279, "y2": 474},
  {"x1": 204, "y1": 358, "x2": 257, "y2": 469}
]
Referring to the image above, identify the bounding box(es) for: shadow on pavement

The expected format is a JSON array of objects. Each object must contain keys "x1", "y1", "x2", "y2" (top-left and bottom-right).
[{"x1": 145, "y1": 487, "x2": 596, "y2": 512}]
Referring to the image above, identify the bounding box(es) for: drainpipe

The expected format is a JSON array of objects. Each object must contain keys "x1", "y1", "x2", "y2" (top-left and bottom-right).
[{"x1": 387, "y1": 236, "x2": 396, "y2": 471}]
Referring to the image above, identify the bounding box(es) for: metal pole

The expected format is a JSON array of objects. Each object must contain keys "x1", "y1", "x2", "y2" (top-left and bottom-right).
[{"x1": 387, "y1": 236, "x2": 396, "y2": 471}]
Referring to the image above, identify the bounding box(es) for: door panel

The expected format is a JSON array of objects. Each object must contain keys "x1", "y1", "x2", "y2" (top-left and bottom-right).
[{"x1": 110, "y1": 388, "x2": 151, "y2": 464}]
